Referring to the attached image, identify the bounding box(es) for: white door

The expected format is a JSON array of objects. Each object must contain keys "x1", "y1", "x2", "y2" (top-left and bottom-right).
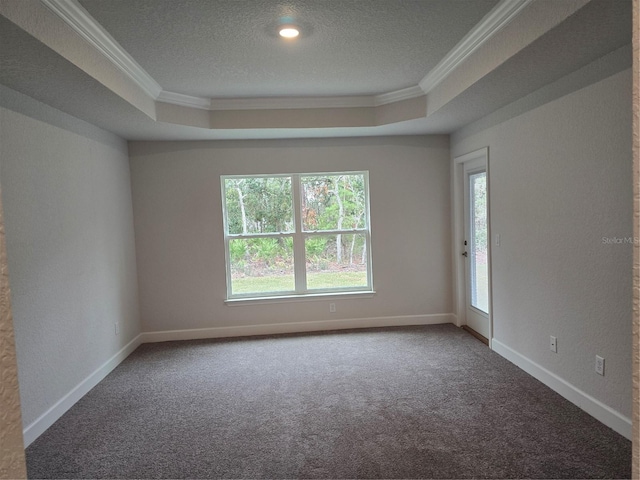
[{"x1": 462, "y1": 158, "x2": 490, "y2": 340}]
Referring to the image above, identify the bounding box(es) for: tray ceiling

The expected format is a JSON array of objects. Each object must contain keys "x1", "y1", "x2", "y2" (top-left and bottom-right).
[
  {"x1": 0, "y1": 0, "x2": 632, "y2": 140},
  {"x1": 77, "y1": 0, "x2": 499, "y2": 98}
]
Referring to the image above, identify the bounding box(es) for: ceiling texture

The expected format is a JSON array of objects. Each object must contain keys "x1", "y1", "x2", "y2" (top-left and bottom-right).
[
  {"x1": 77, "y1": 0, "x2": 499, "y2": 98},
  {"x1": 0, "y1": 0, "x2": 632, "y2": 141}
]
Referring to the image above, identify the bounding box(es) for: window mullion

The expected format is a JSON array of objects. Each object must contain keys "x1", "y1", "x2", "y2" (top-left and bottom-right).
[
  {"x1": 364, "y1": 171, "x2": 372, "y2": 290},
  {"x1": 228, "y1": 232, "x2": 291, "y2": 240},
  {"x1": 221, "y1": 177, "x2": 232, "y2": 299},
  {"x1": 292, "y1": 174, "x2": 307, "y2": 293},
  {"x1": 305, "y1": 229, "x2": 368, "y2": 236}
]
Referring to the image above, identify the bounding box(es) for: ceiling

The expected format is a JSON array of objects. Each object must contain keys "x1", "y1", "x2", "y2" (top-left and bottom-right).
[
  {"x1": 0, "y1": 0, "x2": 632, "y2": 141},
  {"x1": 77, "y1": 0, "x2": 498, "y2": 98}
]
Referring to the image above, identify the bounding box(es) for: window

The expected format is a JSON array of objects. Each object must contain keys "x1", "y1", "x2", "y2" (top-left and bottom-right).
[{"x1": 222, "y1": 172, "x2": 372, "y2": 299}]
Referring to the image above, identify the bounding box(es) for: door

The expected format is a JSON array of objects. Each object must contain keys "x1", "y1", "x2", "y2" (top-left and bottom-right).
[{"x1": 462, "y1": 157, "x2": 490, "y2": 340}]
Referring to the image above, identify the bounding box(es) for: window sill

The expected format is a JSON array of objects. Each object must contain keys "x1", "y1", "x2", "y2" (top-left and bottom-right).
[{"x1": 225, "y1": 290, "x2": 376, "y2": 306}]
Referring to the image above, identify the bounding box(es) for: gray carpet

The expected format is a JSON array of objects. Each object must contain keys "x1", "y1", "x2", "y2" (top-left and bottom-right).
[{"x1": 26, "y1": 324, "x2": 631, "y2": 479}]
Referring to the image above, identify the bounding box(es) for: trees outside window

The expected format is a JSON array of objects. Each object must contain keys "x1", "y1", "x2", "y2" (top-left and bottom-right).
[{"x1": 222, "y1": 172, "x2": 372, "y2": 298}]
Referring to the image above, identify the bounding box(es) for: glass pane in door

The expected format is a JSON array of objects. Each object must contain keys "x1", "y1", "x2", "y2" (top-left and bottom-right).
[{"x1": 470, "y1": 172, "x2": 488, "y2": 313}]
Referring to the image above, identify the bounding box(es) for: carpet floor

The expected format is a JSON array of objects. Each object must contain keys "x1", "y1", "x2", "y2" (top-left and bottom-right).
[{"x1": 26, "y1": 324, "x2": 631, "y2": 479}]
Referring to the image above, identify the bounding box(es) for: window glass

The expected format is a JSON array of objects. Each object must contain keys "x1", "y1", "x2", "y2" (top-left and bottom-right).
[
  {"x1": 305, "y1": 234, "x2": 368, "y2": 290},
  {"x1": 222, "y1": 172, "x2": 371, "y2": 299},
  {"x1": 228, "y1": 237, "x2": 294, "y2": 295},
  {"x1": 301, "y1": 174, "x2": 368, "y2": 231},
  {"x1": 224, "y1": 176, "x2": 293, "y2": 235}
]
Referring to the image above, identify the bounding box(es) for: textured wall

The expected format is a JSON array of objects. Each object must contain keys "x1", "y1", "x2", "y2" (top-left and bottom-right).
[
  {"x1": 632, "y1": 0, "x2": 639, "y2": 475},
  {"x1": 0, "y1": 185, "x2": 26, "y2": 478},
  {"x1": 452, "y1": 69, "x2": 632, "y2": 419},
  {"x1": 0, "y1": 87, "x2": 141, "y2": 428},
  {"x1": 129, "y1": 136, "x2": 451, "y2": 333}
]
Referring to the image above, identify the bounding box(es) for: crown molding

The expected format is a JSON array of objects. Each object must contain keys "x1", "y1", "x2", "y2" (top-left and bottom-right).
[
  {"x1": 419, "y1": 0, "x2": 533, "y2": 93},
  {"x1": 40, "y1": 0, "x2": 162, "y2": 99},
  {"x1": 158, "y1": 87, "x2": 426, "y2": 112},
  {"x1": 374, "y1": 86, "x2": 425, "y2": 106},
  {"x1": 209, "y1": 95, "x2": 375, "y2": 111},
  {"x1": 157, "y1": 91, "x2": 211, "y2": 110}
]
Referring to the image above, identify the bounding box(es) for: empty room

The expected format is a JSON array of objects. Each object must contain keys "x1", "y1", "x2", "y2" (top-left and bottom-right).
[{"x1": 0, "y1": 0, "x2": 636, "y2": 478}]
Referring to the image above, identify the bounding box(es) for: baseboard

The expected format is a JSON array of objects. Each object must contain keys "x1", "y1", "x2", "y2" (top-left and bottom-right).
[
  {"x1": 141, "y1": 313, "x2": 455, "y2": 343},
  {"x1": 21, "y1": 317, "x2": 452, "y2": 446},
  {"x1": 22, "y1": 334, "x2": 143, "y2": 447},
  {"x1": 22, "y1": 323, "x2": 631, "y2": 448},
  {"x1": 492, "y1": 339, "x2": 632, "y2": 440}
]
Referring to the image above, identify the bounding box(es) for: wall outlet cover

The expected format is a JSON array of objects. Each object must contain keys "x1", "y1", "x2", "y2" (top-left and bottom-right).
[{"x1": 595, "y1": 355, "x2": 605, "y2": 376}]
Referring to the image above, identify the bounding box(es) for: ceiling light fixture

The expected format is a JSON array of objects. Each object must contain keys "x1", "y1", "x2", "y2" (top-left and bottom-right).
[{"x1": 278, "y1": 25, "x2": 300, "y2": 38}]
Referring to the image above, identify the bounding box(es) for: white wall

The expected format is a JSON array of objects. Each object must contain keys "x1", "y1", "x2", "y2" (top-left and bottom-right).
[
  {"x1": 129, "y1": 136, "x2": 452, "y2": 334},
  {"x1": 452, "y1": 69, "x2": 633, "y2": 420},
  {"x1": 0, "y1": 86, "x2": 141, "y2": 432}
]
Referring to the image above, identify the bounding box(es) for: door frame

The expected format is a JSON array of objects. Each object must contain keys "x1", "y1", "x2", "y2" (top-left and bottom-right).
[{"x1": 453, "y1": 147, "x2": 493, "y2": 348}]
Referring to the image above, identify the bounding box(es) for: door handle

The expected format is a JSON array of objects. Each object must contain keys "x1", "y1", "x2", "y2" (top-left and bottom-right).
[{"x1": 462, "y1": 251, "x2": 468, "y2": 257}]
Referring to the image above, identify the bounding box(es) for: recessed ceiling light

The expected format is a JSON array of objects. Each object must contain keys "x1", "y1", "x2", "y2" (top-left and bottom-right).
[{"x1": 278, "y1": 25, "x2": 300, "y2": 38}]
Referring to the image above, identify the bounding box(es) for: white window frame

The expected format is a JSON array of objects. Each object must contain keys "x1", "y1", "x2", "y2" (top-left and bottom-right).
[{"x1": 221, "y1": 171, "x2": 373, "y2": 300}]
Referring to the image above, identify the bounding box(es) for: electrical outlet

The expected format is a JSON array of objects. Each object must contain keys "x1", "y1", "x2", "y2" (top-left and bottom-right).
[
  {"x1": 595, "y1": 355, "x2": 605, "y2": 376},
  {"x1": 550, "y1": 335, "x2": 557, "y2": 353},
  {"x1": 115, "y1": 322, "x2": 120, "y2": 335},
  {"x1": 329, "y1": 303, "x2": 336, "y2": 313}
]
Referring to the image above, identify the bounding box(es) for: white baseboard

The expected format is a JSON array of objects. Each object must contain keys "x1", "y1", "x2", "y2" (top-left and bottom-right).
[
  {"x1": 491, "y1": 338, "x2": 632, "y2": 440},
  {"x1": 22, "y1": 334, "x2": 143, "y2": 447},
  {"x1": 21, "y1": 316, "x2": 452, "y2": 446},
  {"x1": 22, "y1": 322, "x2": 632, "y2": 448},
  {"x1": 140, "y1": 313, "x2": 455, "y2": 343}
]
